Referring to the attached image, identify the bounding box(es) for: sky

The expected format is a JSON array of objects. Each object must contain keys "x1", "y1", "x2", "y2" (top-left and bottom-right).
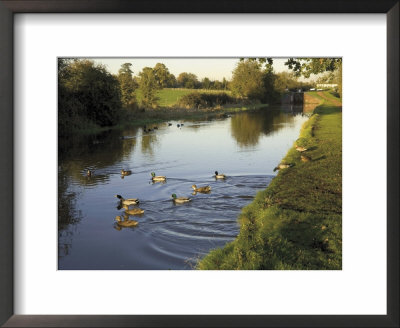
[{"x1": 91, "y1": 58, "x2": 293, "y2": 81}]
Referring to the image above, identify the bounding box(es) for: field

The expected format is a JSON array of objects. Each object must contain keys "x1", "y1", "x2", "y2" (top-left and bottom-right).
[
  {"x1": 135, "y1": 88, "x2": 231, "y2": 107},
  {"x1": 198, "y1": 91, "x2": 342, "y2": 270}
]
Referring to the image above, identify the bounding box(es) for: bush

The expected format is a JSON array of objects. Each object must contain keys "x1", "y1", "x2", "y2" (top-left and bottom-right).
[
  {"x1": 58, "y1": 59, "x2": 122, "y2": 132},
  {"x1": 178, "y1": 92, "x2": 236, "y2": 109}
]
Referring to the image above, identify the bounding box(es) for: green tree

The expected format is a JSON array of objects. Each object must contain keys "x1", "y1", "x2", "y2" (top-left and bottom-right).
[
  {"x1": 285, "y1": 58, "x2": 342, "y2": 78},
  {"x1": 230, "y1": 60, "x2": 265, "y2": 100},
  {"x1": 212, "y1": 80, "x2": 223, "y2": 90},
  {"x1": 202, "y1": 77, "x2": 211, "y2": 89},
  {"x1": 177, "y1": 72, "x2": 199, "y2": 89},
  {"x1": 285, "y1": 58, "x2": 342, "y2": 97},
  {"x1": 274, "y1": 71, "x2": 300, "y2": 93},
  {"x1": 117, "y1": 63, "x2": 137, "y2": 108},
  {"x1": 138, "y1": 67, "x2": 160, "y2": 108},
  {"x1": 58, "y1": 59, "x2": 122, "y2": 133},
  {"x1": 153, "y1": 63, "x2": 172, "y2": 88},
  {"x1": 222, "y1": 78, "x2": 229, "y2": 90},
  {"x1": 167, "y1": 73, "x2": 177, "y2": 88}
]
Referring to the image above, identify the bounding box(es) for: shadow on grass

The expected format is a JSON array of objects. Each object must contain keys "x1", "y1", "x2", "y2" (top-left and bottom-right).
[
  {"x1": 314, "y1": 106, "x2": 342, "y2": 115},
  {"x1": 312, "y1": 155, "x2": 327, "y2": 162}
]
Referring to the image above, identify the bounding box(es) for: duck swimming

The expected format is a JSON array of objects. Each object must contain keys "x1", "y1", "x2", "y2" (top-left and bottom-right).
[
  {"x1": 214, "y1": 171, "x2": 226, "y2": 179},
  {"x1": 273, "y1": 163, "x2": 294, "y2": 172},
  {"x1": 115, "y1": 195, "x2": 139, "y2": 206},
  {"x1": 171, "y1": 193, "x2": 191, "y2": 204},
  {"x1": 115, "y1": 215, "x2": 139, "y2": 227},
  {"x1": 192, "y1": 184, "x2": 211, "y2": 193},
  {"x1": 151, "y1": 172, "x2": 166, "y2": 182},
  {"x1": 87, "y1": 170, "x2": 93, "y2": 177},
  {"x1": 120, "y1": 169, "x2": 132, "y2": 176},
  {"x1": 123, "y1": 206, "x2": 144, "y2": 215}
]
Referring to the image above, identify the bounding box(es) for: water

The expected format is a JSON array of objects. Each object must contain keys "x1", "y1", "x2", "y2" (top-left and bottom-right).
[{"x1": 58, "y1": 105, "x2": 309, "y2": 269}]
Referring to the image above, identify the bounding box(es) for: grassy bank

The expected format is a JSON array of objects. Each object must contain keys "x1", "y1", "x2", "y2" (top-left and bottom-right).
[{"x1": 198, "y1": 91, "x2": 342, "y2": 270}]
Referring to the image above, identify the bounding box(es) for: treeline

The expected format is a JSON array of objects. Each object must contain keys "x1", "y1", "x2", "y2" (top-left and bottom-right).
[{"x1": 58, "y1": 58, "x2": 341, "y2": 135}]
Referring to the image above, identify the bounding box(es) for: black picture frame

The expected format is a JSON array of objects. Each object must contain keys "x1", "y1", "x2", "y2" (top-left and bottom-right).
[{"x1": 0, "y1": 1, "x2": 398, "y2": 327}]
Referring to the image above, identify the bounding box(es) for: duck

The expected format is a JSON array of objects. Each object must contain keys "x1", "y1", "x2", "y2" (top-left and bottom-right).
[
  {"x1": 115, "y1": 215, "x2": 139, "y2": 227},
  {"x1": 123, "y1": 206, "x2": 144, "y2": 215},
  {"x1": 168, "y1": 123, "x2": 172, "y2": 126},
  {"x1": 192, "y1": 184, "x2": 211, "y2": 193},
  {"x1": 177, "y1": 124, "x2": 180, "y2": 128},
  {"x1": 273, "y1": 163, "x2": 294, "y2": 172},
  {"x1": 120, "y1": 169, "x2": 132, "y2": 176},
  {"x1": 115, "y1": 194, "x2": 139, "y2": 206},
  {"x1": 171, "y1": 193, "x2": 191, "y2": 204},
  {"x1": 87, "y1": 170, "x2": 93, "y2": 177},
  {"x1": 153, "y1": 126, "x2": 158, "y2": 130},
  {"x1": 151, "y1": 172, "x2": 166, "y2": 182},
  {"x1": 214, "y1": 171, "x2": 226, "y2": 179},
  {"x1": 180, "y1": 123, "x2": 184, "y2": 126},
  {"x1": 295, "y1": 145, "x2": 308, "y2": 152},
  {"x1": 301, "y1": 155, "x2": 312, "y2": 162}
]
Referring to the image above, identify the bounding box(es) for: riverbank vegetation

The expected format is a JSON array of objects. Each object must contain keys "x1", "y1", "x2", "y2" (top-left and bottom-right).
[
  {"x1": 59, "y1": 58, "x2": 341, "y2": 136},
  {"x1": 198, "y1": 91, "x2": 342, "y2": 270}
]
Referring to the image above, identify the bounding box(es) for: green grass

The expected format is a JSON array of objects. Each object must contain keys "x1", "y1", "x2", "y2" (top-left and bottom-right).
[
  {"x1": 135, "y1": 88, "x2": 232, "y2": 107},
  {"x1": 198, "y1": 91, "x2": 342, "y2": 270}
]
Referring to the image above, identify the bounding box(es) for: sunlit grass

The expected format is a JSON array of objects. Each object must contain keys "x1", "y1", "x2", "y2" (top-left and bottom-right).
[
  {"x1": 135, "y1": 88, "x2": 232, "y2": 107},
  {"x1": 198, "y1": 91, "x2": 342, "y2": 270}
]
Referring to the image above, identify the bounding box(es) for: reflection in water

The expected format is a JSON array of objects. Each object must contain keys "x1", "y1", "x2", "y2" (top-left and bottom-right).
[
  {"x1": 114, "y1": 214, "x2": 139, "y2": 229},
  {"x1": 58, "y1": 105, "x2": 310, "y2": 269},
  {"x1": 230, "y1": 109, "x2": 297, "y2": 147}
]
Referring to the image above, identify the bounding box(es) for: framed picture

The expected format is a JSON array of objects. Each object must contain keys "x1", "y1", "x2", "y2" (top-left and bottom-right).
[{"x1": 0, "y1": 0, "x2": 398, "y2": 327}]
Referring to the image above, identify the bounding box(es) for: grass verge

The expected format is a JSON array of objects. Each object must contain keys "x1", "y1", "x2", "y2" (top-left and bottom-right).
[{"x1": 198, "y1": 91, "x2": 342, "y2": 270}]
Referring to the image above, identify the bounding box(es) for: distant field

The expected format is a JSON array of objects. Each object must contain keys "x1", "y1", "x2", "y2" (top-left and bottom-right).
[{"x1": 135, "y1": 88, "x2": 231, "y2": 107}]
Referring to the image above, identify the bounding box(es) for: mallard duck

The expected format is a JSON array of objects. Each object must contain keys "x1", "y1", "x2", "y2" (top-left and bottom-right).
[
  {"x1": 192, "y1": 184, "x2": 211, "y2": 193},
  {"x1": 171, "y1": 193, "x2": 191, "y2": 204},
  {"x1": 115, "y1": 194, "x2": 139, "y2": 206},
  {"x1": 295, "y1": 145, "x2": 308, "y2": 152},
  {"x1": 120, "y1": 169, "x2": 132, "y2": 176},
  {"x1": 151, "y1": 172, "x2": 166, "y2": 182},
  {"x1": 123, "y1": 206, "x2": 144, "y2": 215},
  {"x1": 87, "y1": 170, "x2": 93, "y2": 177},
  {"x1": 115, "y1": 215, "x2": 139, "y2": 227},
  {"x1": 301, "y1": 155, "x2": 312, "y2": 162},
  {"x1": 273, "y1": 163, "x2": 294, "y2": 172},
  {"x1": 214, "y1": 171, "x2": 226, "y2": 179}
]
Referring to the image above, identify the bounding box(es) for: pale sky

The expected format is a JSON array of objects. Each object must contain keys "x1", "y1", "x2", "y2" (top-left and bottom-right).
[{"x1": 91, "y1": 57, "x2": 293, "y2": 81}]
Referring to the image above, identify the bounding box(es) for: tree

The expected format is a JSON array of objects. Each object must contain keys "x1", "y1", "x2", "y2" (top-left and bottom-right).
[
  {"x1": 153, "y1": 63, "x2": 172, "y2": 88},
  {"x1": 213, "y1": 80, "x2": 223, "y2": 90},
  {"x1": 58, "y1": 59, "x2": 122, "y2": 131},
  {"x1": 229, "y1": 60, "x2": 265, "y2": 100},
  {"x1": 285, "y1": 58, "x2": 342, "y2": 97},
  {"x1": 202, "y1": 77, "x2": 211, "y2": 89},
  {"x1": 285, "y1": 58, "x2": 342, "y2": 78},
  {"x1": 177, "y1": 72, "x2": 199, "y2": 89},
  {"x1": 138, "y1": 67, "x2": 160, "y2": 108},
  {"x1": 167, "y1": 73, "x2": 177, "y2": 88},
  {"x1": 274, "y1": 71, "x2": 300, "y2": 93},
  {"x1": 222, "y1": 78, "x2": 229, "y2": 90},
  {"x1": 117, "y1": 63, "x2": 137, "y2": 108}
]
